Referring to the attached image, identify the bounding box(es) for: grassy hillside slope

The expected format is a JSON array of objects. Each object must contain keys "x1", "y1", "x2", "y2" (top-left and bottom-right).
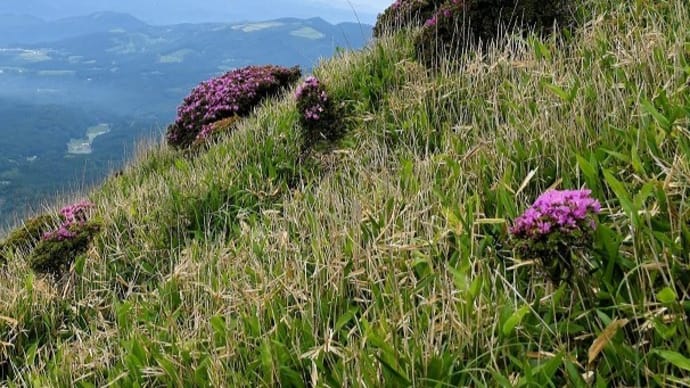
[{"x1": 1, "y1": 0, "x2": 690, "y2": 385}]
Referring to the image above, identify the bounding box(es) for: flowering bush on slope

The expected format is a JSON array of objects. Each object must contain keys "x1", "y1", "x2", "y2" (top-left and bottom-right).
[
  {"x1": 295, "y1": 76, "x2": 343, "y2": 151},
  {"x1": 373, "y1": 0, "x2": 445, "y2": 37},
  {"x1": 511, "y1": 189, "x2": 601, "y2": 282},
  {"x1": 167, "y1": 65, "x2": 301, "y2": 149},
  {"x1": 415, "y1": 0, "x2": 574, "y2": 68},
  {"x1": 29, "y1": 200, "x2": 101, "y2": 275},
  {"x1": 42, "y1": 200, "x2": 92, "y2": 241}
]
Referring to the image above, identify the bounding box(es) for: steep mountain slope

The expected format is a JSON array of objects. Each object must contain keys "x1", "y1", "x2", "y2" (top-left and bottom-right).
[{"x1": 1, "y1": 0, "x2": 689, "y2": 385}]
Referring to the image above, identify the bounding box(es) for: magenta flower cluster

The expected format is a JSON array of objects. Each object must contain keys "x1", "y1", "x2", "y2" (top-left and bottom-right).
[
  {"x1": 166, "y1": 65, "x2": 301, "y2": 148},
  {"x1": 295, "y1": 75, "x2": 344, "y2": 150},
  {"x1": 511, "y1": 189, "x2": 601, "y2": 239},
  {"x1": 43, "y1": 200, "x2": 94, "y2": 241},
  {"x1": 424, "y1": 0, "x2": 461, "y2": 27},
  {"x1": 195, "y1": 122, "x2": 216, "y2": 142},
  {"x1": 391, "y1": 0, "x2": 427, "y2": 11},
  {"x1": 295, "y1": 76, "x2": 328, "y2": 121}
]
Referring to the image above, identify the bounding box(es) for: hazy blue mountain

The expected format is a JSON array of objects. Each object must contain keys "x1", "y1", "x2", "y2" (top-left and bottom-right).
[
  {"x1": 0, "y1": 15, "x2": 371, "y2": 114},
  {"x1": 0, "y1": 0, "x2": 378, "y2": 25},
  {"x1": 0, "y1": 15, "x2": 373, "y2": 225},
  {"x1": 0, "y1": 12, "x2": 149, "y2": 45}
]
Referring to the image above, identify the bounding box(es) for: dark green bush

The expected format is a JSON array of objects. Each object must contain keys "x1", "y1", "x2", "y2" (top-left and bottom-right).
[
  {"x1": 415, "y1": 0, "x2": 575, "y2": 68},
  {"x1": 373, "y1": 0, "x2": 445, "y2": 37},
  {"x1": 295, "y1": 76, "x2": 344, "y2": 152},
  {"x1": 29, "y1": 221, "x2": 101, "y2": 276},
  {"x1": 0, "y1": 214, "x2": 57, "y2": 265}
]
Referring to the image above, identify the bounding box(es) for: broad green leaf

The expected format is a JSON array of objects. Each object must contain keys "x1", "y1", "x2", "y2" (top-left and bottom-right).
[
  {"x1": 531, "y1": 38, "x2": 552, "y2": 61},
  {"x1": 448, "y1": 266, "x2": 468, "y2": 292},
  {"x1": 603, "y1": 169, "x2": 634, "y2": 216},
  {"x1": 490, "y1": 371, "x2": 514, "y2": 388},
  {"x1": 657, "y1": 287, "x2": 677, "y2": 304},
  {"x1": 641, "y1": 98, "x2": 671, "y2": 131},
  {"x1": 129, "y1": 339, "x2": 147, "y2": 366},
  {"x1": 74, "y1": 254, "x2": 86, "y2": 276},
  {"x1": 156, "y1": 355, "x2": 179, "y2": 382},
  {"x1": 601, "y1": 149, "x2": 630, "y2": 163},
  {"x1": 653, "y1": 350, "x2": 690, "y2": 371},
  {"x1": 210, "y1": 315, "x2": 227, "y2": 346},
  {"x1": 194, "y1": 356, "x2": 211, "y2": 385},
  {"x1": 576, "y1": 154, "x2": 597, "y2": 183},
  {"x1": 544, "y1": 82, "x2": 570, "y2": 101},
  {"x1": 653, "y1": 319, "x2": 678, "y2": 340},
  {"x1": 564, "y1": 359, "x2": 588, "y2": 388},
  {"x1": 25, "y1": 342, "x2": 39, "y2": 365},
  {"x1": 502, "y1": 305, "x2": 530, "y2": 336},
  {"x1": 210, "y1": 315, "x2": 226, "y2": 335},
  {"x1": 335, "y1": 307, "x2": 359, "y2": 332},
  {"x1": 375, "y1": 354, "x2": 411, "y2": 385},
  {"x1": 532, "y1": 352, "x2": 563, "y2": 381},
  {"x1": 260, "y1": 338, "x2": 274, "y2": 380},
  {"x1": 116, "y1": 301, "x2": 132, "y2": 330},
  {"x1": 630, "y1": 145, "x2": 645, "y2": 175},
  {"x1": 634, "y1": 181, "x2": 656, "y2": 210},
  {"x1": 469, "y1": 275, "x2": 483, "y2": 300}
]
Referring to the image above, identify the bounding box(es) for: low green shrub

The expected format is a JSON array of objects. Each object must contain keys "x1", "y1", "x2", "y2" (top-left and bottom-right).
[
  {"x1": 166, "y1": 65, "x2": 301, "y2": 149},
  {"x1": 0, "y1": 214, "x2": 57, "y2": 265},
  {"x1": 415, "y1": 0, "x2": 575, "y2": 67},
  {"x1": 29, "y1": 221, "x2": 101, "y2": 275},
  {"x1": 28, "y1": 201, "x2": 101, "y2": 276},
  {"x1": 295, "y1": 76, "x2": 344, "y2": 151}
]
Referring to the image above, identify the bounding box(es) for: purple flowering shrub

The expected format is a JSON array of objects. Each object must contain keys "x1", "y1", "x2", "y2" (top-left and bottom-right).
[
  {"x1": 42, "y1": 201, "x2": 92, "y2": 241},
  {"x1": 373, "y1": 0, "x2": 445, "y2": 37},
  {"x1": 167, "y1": 65, "x2": 301, "y2": 149},
  {"x1": 511, "y1": 189, "x2": 601, "y2": 282},
  {"x1": 295, "y1": 76, "x2": 344, "y2": 151},
  {"x1": 28, "y1": 200, "x2": 101, "y2": 275},
  {"x1": 415, "y1": 0, "x2": 574, "y2": 68}
]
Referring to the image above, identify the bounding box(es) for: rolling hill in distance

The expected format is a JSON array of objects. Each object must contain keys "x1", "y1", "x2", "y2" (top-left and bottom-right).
[
  {"x1": 0, "y1": 0, "x2": 381, "y2": 25},
  {"x1": 0, "y1": 12, "x2": 373, "y2": 226}
]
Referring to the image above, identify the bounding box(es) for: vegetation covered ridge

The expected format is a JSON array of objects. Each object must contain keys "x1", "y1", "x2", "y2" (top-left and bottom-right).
[{"x1": 1, "y1": 0, "x2": 690, "y2": 385}]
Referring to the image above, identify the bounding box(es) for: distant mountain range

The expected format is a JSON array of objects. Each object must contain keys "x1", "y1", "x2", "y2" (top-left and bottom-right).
[
  {"x1": 0, "y1": 11, "x2": 371, "y2": 46},
  {"x1": 0, "y1": 12, "x2": 372, "y2": 115},
  {"x1": 0, "y1": 12, "x2": 149, "y2": 45},
  {"x1": 0, "y1": 0, "x2": 380, "y2": 25},
  {"x1": 0, "y1": 13, "x2": 373, "y2": 225}
]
